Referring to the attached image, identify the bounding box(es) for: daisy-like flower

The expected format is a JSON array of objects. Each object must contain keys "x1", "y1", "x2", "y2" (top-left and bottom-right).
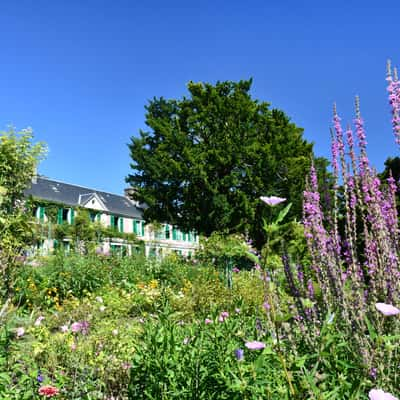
[
  {"x1": 369, "y1": 388, "x2": 398, "y2": 400},
  {"x1": 260, "y1": 196, "x2": 286, "y2": 207},
  {"x1": 245, "y1": 340, "x2": 266, "y2": 350},
  {"x1": 60, "y1": 325, "x2": 69, "y2": 333},
  {"x1": 375, "y1": 303, "x2": 400, "y2": 316}
]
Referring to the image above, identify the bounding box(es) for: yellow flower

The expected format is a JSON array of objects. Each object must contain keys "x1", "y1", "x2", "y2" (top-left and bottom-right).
[{"x1": 149, "y1": 280, "x2": 158, "y2": 289}]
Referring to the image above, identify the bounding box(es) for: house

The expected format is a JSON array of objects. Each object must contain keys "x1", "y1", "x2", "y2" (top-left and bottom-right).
[{"x1": 25, "y1": 176, "x2": 198, "y2": 257}]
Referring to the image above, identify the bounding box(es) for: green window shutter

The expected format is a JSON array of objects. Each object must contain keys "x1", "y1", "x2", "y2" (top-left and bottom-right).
[
  {"x1": 165, "y1": 224, "x2": 170, "y2": 239},
  {"x1": 133, "y1": 220, "x2": 138, "y2": 234},
  {"x1": 39, "y1": 206, "x2": 45, "y2": 222},
  {"x1": 119, "y1": 218, "x2": 124, "y2": 233},
  {"x1": 141, "y1": 221, "x2": 145, "y2": 236},
  {"x1": 96, "y1": 213, "x2": 101, "y2": 222},
  {"x1": 57, "y1": 208, "x2": 63, "y2": 224},
  {"x1": 70, "y1": 208, "x2": 75, "y2": 224},
  {"x1": 110, "y1": 215, "x2": 115, "y2": 228},
  {"x1": 172, "y1": 227, "x2": 177, "y2": 240}
]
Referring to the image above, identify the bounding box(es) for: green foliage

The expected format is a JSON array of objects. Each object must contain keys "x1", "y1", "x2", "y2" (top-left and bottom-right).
[
  {"x1": 197, "y1": 232, "x2": 256, "y2": 267},
  {"x1": 129, "y1": 309, "x2": 289, "y2": 400},
  {"x1": 0, "y1": 127, "x2": 46, "y2": 298},
  {"x1": 127, "y1": 79, "x2": 321, "y2": 247}
]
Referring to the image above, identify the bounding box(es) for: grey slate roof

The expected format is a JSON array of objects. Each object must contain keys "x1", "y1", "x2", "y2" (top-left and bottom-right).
[{"x1": 25, "y1": 176, "x2": 144, "y2": 219}]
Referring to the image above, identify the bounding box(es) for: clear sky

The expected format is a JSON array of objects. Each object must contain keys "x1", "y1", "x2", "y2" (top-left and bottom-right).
[{"x1": 1, "y1": 1, "x2": 399, "y2": 195}]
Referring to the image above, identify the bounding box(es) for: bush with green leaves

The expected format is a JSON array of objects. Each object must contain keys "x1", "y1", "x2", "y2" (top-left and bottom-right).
[{"x1": 0, "y1": 127, "x2": 46, "y2": 298}]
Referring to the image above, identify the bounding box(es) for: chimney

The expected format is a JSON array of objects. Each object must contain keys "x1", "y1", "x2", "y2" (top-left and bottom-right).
[
  {"x1": 31, "y1": 167, "x2": 38, "y2": 184},
  {"x1": 124, "y1": 187, "x2": 138, "y2": 206}
]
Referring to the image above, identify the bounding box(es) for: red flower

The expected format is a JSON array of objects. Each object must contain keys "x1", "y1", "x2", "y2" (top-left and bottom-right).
[{"x1": 38, "y1": 385, "x2": 59, "y2": 397}]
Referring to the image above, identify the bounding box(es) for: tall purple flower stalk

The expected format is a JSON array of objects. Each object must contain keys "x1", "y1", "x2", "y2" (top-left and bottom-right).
[
  {"x1": 301, "y1": 69, "x2": 400, "y2": 369},
  {"x1": 387, "y1": 60, "x2": 400, "y2": 146}
]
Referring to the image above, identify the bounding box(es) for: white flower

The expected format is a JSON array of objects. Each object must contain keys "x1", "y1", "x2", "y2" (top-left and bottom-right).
[
  {"x1": 260, "y1": 196, "x2": 286, "y2": 207},
  {"x1": 34, "y1": 315, "x2": 45, "y2": 326},
  {"x1": 369, "y1": 389, "x2": 398, "y2": 400},
  {"x1": 16, "y1": 327, "x2": 25, "y2": 337},
  {"x1": 375, "y1": 303, "x2": 400, "y2": 316}
]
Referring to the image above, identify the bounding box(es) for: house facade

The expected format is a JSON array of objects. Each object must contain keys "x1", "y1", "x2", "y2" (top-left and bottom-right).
[{"x1": 25, "y1": 176, "x2": 198, "y2": 257}]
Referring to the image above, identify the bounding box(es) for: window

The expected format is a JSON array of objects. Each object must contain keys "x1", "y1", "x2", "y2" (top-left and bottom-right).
[
  {"x1": 165, "y1": 224, "x2": 170, "y2": 239},
  {"x1": 36, "y1": 206, "x2": 45, "y2": 222},
  {"x1": 90, "y1": 212, "x2": 101, "y2": 222},
  {"x1": 57, "y1": 208, "x2": 74, "y2": 224},
  {"x1": 133, "y1": 220, "x2": 145, "y2": 236}
]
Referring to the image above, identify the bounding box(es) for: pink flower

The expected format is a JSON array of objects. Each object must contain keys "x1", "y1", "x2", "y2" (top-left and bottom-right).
[
  {"x1": 375, "y1": 303, "x2": 400, "y2": 316},
  {"x1": 245, "y1": 340, "x2": 266, "y2": 350},
  {"x1": 16, "y1": 327, "x2": 25, "y2": 337},
  {"x1": 232, "y1": 267, "x2": 240, "y2": 273},
  {"x1": 122, "y1": 362, "x2": 132, "y2": 370},
  {"x1": 34, "y1": 316, "x2": 45, "y2": 326},
  {"x1": 38, "y1": 385, "x2": 59, "y2": 397},
  {"x1": 204, "y1": 318, "x2": 213, "y2": 324},
  {"x1": 369, "y1": 389, "x2": 398, "y2": 400},
  {"x1": 71, "y1": 322, "x2": 82, "y2": 332},
  {"x1": 218, "y1": 311, "x2": 229, "y2": 322},
  {"x1": 70, "y1": 343, "x2": 77, "y2": 351},
  {"x1": 220, "y1": 311, "x2": 229, "y2": 318},
  {"x1": 260, "y1": 196, "x2": 286, "y2": 207}
]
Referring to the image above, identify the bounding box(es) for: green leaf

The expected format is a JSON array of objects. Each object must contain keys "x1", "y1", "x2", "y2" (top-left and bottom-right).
[{"x1": 275, "y1": 203, "x2": 292, "y2": 225}]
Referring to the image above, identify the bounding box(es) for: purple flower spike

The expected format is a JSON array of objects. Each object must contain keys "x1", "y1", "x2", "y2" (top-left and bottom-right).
[
  {"x1": 234, "y1": 348, "x2": 244, "y2": 361},
  {"x1": 375, "y1": 303, "x2": 400, "y2": 316},
  {"x1": 260, "y1": 196, "x2": 286, "y2": 207},
  {"x1": 245, "y1": 340, "x2": 266, "y2": 350},
  {"x1": 369, "y1": 388, "x2": 399, "y2": 400}
]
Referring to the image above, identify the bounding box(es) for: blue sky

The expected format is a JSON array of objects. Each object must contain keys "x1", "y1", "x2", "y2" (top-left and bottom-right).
[{"x1": 1, "y1": 1, "x2": 399, "y2": 194}]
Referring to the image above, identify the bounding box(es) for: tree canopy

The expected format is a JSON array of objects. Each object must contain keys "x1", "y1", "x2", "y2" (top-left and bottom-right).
[
  {"x1": 0, "y1": 127, "x2": 46, "y2": 297},
  {"x1": 127, "y1": 79, "x2": 318, "y2": 247}
]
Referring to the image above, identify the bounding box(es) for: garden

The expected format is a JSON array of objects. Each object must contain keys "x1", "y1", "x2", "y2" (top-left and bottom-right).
[{"x1": 1, "y1": 65, "x2": 400, "y2": 399}]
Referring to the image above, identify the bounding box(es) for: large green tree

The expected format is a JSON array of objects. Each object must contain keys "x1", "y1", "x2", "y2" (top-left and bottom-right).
[
  {"x1": 127, "y1": 79, "x2": 317, "y2": 247},
  {"x1": 0, "y1": 127, "x2": 46, "y2": 298}
]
